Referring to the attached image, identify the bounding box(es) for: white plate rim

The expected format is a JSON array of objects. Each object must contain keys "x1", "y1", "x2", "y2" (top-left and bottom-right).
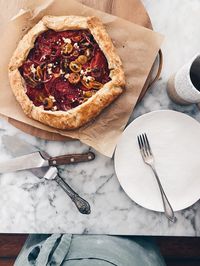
[{"x1": 114, "y1": 110, "x2": 200, "y2": 212}]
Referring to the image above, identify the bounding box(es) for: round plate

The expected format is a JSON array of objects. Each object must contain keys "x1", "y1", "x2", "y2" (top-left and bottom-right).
[{"x1": 114, "y1": 110, "x2": 200, "y2": 212}]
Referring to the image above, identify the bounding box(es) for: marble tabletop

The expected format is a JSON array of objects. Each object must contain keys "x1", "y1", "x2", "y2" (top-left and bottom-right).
[{"x1": 1, "y1": 0, "x2": 200, "y2": 235}]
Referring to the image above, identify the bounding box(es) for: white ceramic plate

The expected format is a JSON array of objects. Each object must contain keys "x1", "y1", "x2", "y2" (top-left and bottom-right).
[{"x1": 114, "y1": 110, "x2": 200, "y2": 212}]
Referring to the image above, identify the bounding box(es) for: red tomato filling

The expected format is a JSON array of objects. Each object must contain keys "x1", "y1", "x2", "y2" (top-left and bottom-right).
[{"x1": 19, "y1": 29, "x2": 111, "y2": 111}]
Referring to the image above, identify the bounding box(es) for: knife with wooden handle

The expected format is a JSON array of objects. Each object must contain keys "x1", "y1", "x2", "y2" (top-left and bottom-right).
[
  {"x1": 0, "y1": 135, "x2": 95, "y2": 173},
  {"x1": 1, "y1": 135, "x2": 93, "y2": 215}
]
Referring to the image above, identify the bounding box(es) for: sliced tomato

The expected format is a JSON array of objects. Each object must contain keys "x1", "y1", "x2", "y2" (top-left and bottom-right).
[
  {"x1": 26, "y1": 85, "x2": 48, "y2": 106},
  {"x1": 21, "y1": 29, "x2": 111, "y2": 111},
  {"x1": 90, "y1": 49, "x2": 107, "y2": 69}
]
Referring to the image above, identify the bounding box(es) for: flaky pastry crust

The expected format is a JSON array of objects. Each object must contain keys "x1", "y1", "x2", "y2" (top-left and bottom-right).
[{"x1": 8, "y1": 16, "x2": 125, "y2": 130}]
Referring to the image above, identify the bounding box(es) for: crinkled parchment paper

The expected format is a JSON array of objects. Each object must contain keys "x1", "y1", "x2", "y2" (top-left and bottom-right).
[{"x1": 0, "y1": 0, "x2": 163, "y2": 157}]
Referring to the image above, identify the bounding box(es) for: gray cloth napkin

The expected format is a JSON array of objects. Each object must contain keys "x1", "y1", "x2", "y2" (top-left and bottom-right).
[{"x1": 14, "y1": 234, "x2": 166, "y2": 266}]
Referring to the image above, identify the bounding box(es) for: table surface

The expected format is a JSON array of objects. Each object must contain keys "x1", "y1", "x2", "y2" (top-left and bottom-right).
[{"x1": 1, "y1": 0, "x2": 200, "y2": 235}]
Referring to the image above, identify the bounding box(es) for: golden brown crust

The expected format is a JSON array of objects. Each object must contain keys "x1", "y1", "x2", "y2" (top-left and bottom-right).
[{"x1": 8, "y1": 15, "x2": 125, "y2": 130}]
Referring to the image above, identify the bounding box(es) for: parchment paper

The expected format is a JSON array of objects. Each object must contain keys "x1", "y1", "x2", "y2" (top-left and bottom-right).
[{"x1": 0, "y1": 0, "x2": 163, "y2": 157}]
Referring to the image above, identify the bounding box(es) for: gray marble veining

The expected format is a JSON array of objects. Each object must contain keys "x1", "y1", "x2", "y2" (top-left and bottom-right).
[{"x1": 0, "y1": 0, "x2": 200, "y2": 235}]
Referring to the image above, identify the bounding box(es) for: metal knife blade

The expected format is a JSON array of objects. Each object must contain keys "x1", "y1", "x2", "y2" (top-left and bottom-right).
[
  {"x1": 2, "y1": 135, "x2": 38, "y2": 156},
  {"x1": 0, "y1": 152, "x2": 49, "y2": 174},
  {"x1": 2, "y1": 136, "x2": 49, "y2": 176}
]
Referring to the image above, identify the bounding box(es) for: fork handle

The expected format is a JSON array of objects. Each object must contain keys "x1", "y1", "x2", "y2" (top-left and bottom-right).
[{"x1": 151, "y1": 166, "x2": 176, "y2": 223}]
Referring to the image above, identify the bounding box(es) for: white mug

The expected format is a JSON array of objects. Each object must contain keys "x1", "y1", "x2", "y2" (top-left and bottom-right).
[{"x1": 167, "y1": 54, "x2": 200, "y2": 105}]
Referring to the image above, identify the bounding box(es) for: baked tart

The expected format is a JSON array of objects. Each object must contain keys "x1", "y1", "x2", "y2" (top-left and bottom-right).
[{"x1": 8, "y1": 16, "x2": 125, "y2": 129}]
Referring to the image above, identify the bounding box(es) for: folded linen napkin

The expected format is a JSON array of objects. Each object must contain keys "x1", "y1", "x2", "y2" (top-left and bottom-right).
[{"x1": 14, "y1": 234, "x2": 166, "y2": 266}]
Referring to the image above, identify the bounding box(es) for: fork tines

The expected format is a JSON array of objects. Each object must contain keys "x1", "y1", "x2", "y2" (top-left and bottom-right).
[{"x1": 137, "y1": 133, "x2": 152, "y2": 157}]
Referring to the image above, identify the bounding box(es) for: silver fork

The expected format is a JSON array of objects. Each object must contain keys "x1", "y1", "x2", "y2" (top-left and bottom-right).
[{"x1": 137, "y1": 133, "x2": 177, "y2": 223}]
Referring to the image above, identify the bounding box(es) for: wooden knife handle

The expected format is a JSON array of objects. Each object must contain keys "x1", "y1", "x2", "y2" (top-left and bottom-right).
[{"x1": 49, "y1": 152, "x2": 95, "y2": 166}]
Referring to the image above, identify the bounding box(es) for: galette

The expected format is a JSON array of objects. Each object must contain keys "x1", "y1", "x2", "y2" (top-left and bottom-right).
[{"x1": 8, "y1": 16, "x2": 125, "y2": 129}]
